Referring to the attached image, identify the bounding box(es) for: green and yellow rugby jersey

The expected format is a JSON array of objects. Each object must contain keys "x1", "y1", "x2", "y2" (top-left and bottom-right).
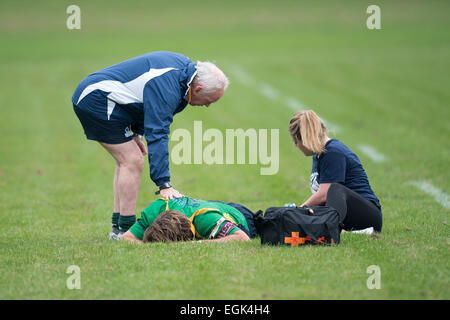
[{"x1": 129, "y1": 197, "x2": 249, "y2": 240}]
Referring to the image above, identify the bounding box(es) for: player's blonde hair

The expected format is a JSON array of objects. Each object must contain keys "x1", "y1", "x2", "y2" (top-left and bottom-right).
[{"x1": 289, "y1": 110, "x2": 328, "y2": 154}]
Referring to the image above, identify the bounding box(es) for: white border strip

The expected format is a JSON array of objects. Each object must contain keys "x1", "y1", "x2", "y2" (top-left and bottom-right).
[
  {"x1": 357, "y1": 144, "x2": 387, "y2": 163},
  {"x1": 259, "y1": 83, "x2": 280, "y2": 100},
  {"x1": 410, "y1": 181, "x2": 450, "y2": 209},
  {"x1": 285, "y1": 97, "x2": 304, "y2": 111},
  {"x1": 226, "y1": 65, "x2": 254, "y2": 86}
]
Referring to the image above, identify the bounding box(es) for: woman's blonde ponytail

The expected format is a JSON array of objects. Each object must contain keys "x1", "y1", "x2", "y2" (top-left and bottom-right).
[{"x1": 289, "y1": 110, "x2": 327, "y2": 154}]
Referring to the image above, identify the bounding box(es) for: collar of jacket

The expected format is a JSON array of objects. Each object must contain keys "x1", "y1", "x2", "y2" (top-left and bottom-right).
[{"x1": 181, "y1": 61, "x2": 198, "y2": 103}]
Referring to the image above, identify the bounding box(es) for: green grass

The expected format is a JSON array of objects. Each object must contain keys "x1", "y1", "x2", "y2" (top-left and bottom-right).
[{"x1": 0, "y1": 0, "x2": 449, "y2": 299}]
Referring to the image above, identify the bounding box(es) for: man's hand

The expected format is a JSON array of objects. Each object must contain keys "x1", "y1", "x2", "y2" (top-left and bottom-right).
[
  {"x1": 133, "y1": 135, "x2": 147, "y2": 155},
  {"x1": 159, "y1": 187, "x2": 184, "y2": 200}
]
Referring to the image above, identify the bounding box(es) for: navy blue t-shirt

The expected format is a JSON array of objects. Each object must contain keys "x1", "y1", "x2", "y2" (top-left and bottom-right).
[{"x1": 310, "y1": 139, "x2": 381, "y2": 209}]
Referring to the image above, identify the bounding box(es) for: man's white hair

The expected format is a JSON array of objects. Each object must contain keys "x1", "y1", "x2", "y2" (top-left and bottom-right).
[{"x1": 193, "y1": 61, "x2": 229, "y2": 95}]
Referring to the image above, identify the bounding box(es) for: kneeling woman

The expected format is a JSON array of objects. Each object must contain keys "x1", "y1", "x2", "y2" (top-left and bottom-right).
[{"x1": 289, "y1": 110, "x2": 382, "y2": 232}]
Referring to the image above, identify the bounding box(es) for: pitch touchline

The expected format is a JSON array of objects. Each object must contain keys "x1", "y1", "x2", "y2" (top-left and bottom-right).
[
  {"x1": 409, "y1": 181, "x2": 450, "y2": 209},
  {"x1": 357, "y1": 144, "x2": 387, "y2": 163}
]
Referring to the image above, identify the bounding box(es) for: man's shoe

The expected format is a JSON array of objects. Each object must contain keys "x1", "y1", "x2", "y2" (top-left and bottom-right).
[
  {"x1": 108, "y1": 226, "x2": 123, "y2": 240},
  {"x1": 351, "y1": 227, "x2": 374, "y2": 235},
  {"x1": 108, "y1": 231, "x2": 123, "y2": 240},
  {"x1": 111, "y1": 226, "x2": 120, "y2": 234}
]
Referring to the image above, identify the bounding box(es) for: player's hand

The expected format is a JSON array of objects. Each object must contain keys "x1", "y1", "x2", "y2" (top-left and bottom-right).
[
  {"x1": 133, "y1": 135, "x2": 148, "y2": 155},
  {"x1": 160, "y1": 187, "x2": 184, "y2": 200}
]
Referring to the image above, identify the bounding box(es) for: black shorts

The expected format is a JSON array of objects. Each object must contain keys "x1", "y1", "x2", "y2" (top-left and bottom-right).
[{"x1": 73, "y1": 104, "x2": 134, "y2": 144}]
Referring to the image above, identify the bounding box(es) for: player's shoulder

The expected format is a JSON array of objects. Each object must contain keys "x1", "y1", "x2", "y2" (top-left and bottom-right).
[
  {"x1": 142, "y1": 198, "x2": 168, "y2": 215},
  {"x1": 322, "y1": 139, "x2": 351, "y2": 157}
]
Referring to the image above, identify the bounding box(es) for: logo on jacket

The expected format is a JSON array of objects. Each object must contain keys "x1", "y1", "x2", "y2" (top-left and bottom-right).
[{"x1": 124, "y1": 127, "x2": 132, "y2": 138}]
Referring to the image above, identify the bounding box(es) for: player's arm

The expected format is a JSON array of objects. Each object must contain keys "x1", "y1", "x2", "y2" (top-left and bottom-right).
[
  {"x1": 142, "y1": 78, "x2": 184, "y2": 199},
  {"x1": 204, "y1": 229, "x2": 250, "y2": 242},
  {"x1": 120, "y1": 209, "x2": 157, "y2": 244},
  {"x1": 142, "y1": 76, "x2": 177, "y2": 187},
  {"x1": 200, "y1": 218, "x2": 250, "y2": 243},
  {"x1": 301, "y1": 151, "x2": 346, "y2": 207},
  {"x1": 300, "y1": 183, "x2": 331, "y2": 207},
  {"x1": 120, "y1": 230, "x2": 143, "y2": 244}
]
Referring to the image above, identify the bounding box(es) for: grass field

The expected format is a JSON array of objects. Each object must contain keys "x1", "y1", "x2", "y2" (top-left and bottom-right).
[{"x1": 0, "y1": 0, "x2": 449, "y2": 300}]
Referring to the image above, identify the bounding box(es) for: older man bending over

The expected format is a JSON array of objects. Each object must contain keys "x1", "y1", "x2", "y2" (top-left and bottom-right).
[{"x1": 72, "y1": 51, "x2": 229, "y2": 238}]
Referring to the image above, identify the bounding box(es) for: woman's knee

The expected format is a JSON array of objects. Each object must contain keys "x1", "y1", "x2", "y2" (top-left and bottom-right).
[
  {"x1": 326, "y1": 183, "x2": 348, "y2": 206},
  {"x1": 325, "y1": 184, "x2": 347, "y2": 222},
  {"x1": 327, "y1": 183, "x2": 345, "y2": 196}
]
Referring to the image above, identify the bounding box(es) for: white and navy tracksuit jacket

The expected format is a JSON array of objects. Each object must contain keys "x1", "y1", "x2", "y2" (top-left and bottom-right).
[{"x1": 72, "y1": 51, "x2": 198, "y2": 186}]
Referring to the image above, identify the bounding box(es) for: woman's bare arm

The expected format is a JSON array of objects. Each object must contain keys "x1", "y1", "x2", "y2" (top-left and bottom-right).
[
  {"x1": 300, "y1": 183, "x2": 331, "y2": 207},
  {"x1": 204, "y1": 229, "x2": 250, "y2": 243}
]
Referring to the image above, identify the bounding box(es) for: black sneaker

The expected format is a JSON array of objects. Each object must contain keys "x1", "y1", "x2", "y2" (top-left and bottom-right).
[
  {"x1": 108, "y1": 226, "x2": 122, "y2": 240},
  {"x1": 111, "y1": 226, "x2": 120, "y2": 234}
]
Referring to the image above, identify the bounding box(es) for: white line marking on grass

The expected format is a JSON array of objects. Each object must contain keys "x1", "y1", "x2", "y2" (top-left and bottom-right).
[
  {"x1": 357, "y1": 144, "x2": 387, "y2": 163},
  {"x1": 259, "y1": 83, "x2": 280, "y2": 100},
  {"x1": 225, "y1": 65, "x2": 254, "y2": 86},
  {"x1": 323, "y1": 120, "x2": 342, "y2": 134},
  {"x1": 410, "y1": 181, "x2": 450, "y2": 209},
  {"x1": 285, "y1": 97, "x2": 304, "y2": 111}
]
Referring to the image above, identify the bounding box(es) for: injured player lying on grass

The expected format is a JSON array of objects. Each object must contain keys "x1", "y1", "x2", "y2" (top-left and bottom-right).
[{"x1": 119, "y1": 196, "x2": 258, "y2": 243}]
